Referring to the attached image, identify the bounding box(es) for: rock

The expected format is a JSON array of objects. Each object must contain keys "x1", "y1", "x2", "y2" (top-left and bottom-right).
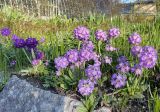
[
  {"x1": 0, "y1": 75, "x2": 82, "y2": 112},
  {"x1": 94, "y1": 107, "x2": 111, "y2": 112}
]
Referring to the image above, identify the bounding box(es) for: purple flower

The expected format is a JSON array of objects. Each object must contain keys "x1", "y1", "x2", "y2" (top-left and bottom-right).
[
  {"x1": 78, "y1": 79, "x2": 94, "y2": 96},
  {"x1": 65, "y1": 49, "x2": 79, "y2": 63},
  {"x1": 26, "y1": 37, "x2": 38, "y2": 48},
  {"x1": 56, "y1": 70, "x2": 61, "y2": 76},
  {"x1": 10, "y1": 60, "x2": 16, "y2": 66},
  {"x1": 79, "y1": 48, "x2": 93, "y2": 62},
  {"x1": 108, "y1": 28, "x2": 120, "y2": 38},
  {"x1": 13, "y1": 38, "x2": 26, "y2": 48},
  {"x1": 82, "y1": 41, "x2": 94, "y2": 51},
  {"x1": 131, "y1": 46, "x2": 142, "y2": 57},
  {"x1": 36, "y1": 51, "x2": 45, "y2": 60},
  {"x1": 85, "y1": 65, "x2": 102, "y2": 81},
  {"x1": 104, "y1": 56, "x2": 112, "y2": 64},
  {"x1": 116, "y1": 61, "x2": 130, "y2": 73},
  {"x1": 95, "y1": 30, "x2": 108, "y2": 41},
  {"x1": 128, "y1": 33, "x2": 142, "y2": 45},
  {"x1": 117, "y1": 56, "x2": 127, "y2": 63},
  {"x1": 54, "y1": 56, "x2": 69, "y2": 70},
  {"x1": 39, "y1": 37, "x2": 45, "y2": 43},
  {"x1": 74, "y1": 26, "x2": 90, "y2": 41},
  {"x1": 12, "y1": 34, "x2": 19, "y2": 41},
  {"x1": 105, "y1": 45, "x2": 117, "y2": 51},
  {"x1": 139, "y1": 46, "x2": 157, "y2": 68},
  {"x1": 131, "y1": 64, "x2": 143, "y2": 76},
  {"x1": 32, "y1": 59, "x2": 40, "y2": 66},
  {"x1": 111, "y1": 73, "x2": 127, "y2": 88},
  {"x1": 1, "y1": 27, "x2": 11, "y2": 36}
]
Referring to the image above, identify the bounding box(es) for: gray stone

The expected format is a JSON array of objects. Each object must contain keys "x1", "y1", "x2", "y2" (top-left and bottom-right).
[{"x1": 0, "y1": 75, "x2": 82, "y2": 112}]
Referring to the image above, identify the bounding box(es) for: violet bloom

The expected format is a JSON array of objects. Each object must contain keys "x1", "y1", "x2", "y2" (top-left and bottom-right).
[
  {"x1": 79, "y1": 48, "x2": 93, "y2": 62},
  {"x1": 105, "y1": 45, "x2": 117, "y2": 52},
  {"x1": 128, "y1": 33, "x2": 141, "y2": 45},
  {"x1": 108, "y1": 28, "x2": 120, "y2": 38},
  {"x1": 139, "y1": 46, "x2": 157, "y2": 68},
  {"x1": 1, "y1": 27, "x2": 11, "y2": 36},
  {"x1": 131, "y1": 64, "x2": 143, "y2": 76},
  {"x1": 13, "y1": 38, "x2": 26, "y2": 48},
  {"x1": 32, "y1": 59, "x2": 40, "y2": 66},
  {"x1": 36, "y1": 51, "x2": 45, "y2": 60},
  {"x1": 82, "y1": 41, "x2": 94, "y2": 51},
  {"x1": 116, "y1": 62, "x2": 130, "y2": 73},
  {"x1": 85, "y1": 65, "x2": 102, "y2": 81},
  {"x1": 117, "y1": 56, "x2": 127, "y2": 63},
  {"x1": 10, "y1": 60, "x2": 16, "y2": 66},
  {"x1": 131, "y1": 46, "x2": 142, "y2": 57},
  {"x1": 54, "y1": 56, "x2": 69, "y2": 70},
  {"x1": 26, "y1": 37, "x2": 38, "y2": 49},
  {"x1": 12, "y1": 34, "x2": 19, "y2": 41},
  {"x1": 111, "y1": 73, "x2": 127, "y2": 88},
  {"x1": 56, "y1": 70, "x2": 61, "y2": 76},
  {"x1": 65, "y1": 49, "x2": 79, "y2": 63},
  {"x1": 74, "y1": 26, "x2": 90, "y2": 41},
  {"x1": 78, "y1": 79, "x2": 94, "y2": 96},
  {"x1": 95, "y1": 30, "x2": 108, "y2": 41},
  {"x1": 104, "y1": 56, "x2": 112, "y2": 64},
  {"x1": 39, "y1": 37, "x2": 45, "y2": 43}
]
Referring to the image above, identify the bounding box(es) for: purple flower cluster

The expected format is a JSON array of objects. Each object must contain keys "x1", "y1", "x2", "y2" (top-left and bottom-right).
[
  {"x1": 105, "y1": 45, "x2": 117, "y2": 52},
  {"x1": 85, "y1": 65, "x2": 102, "y2": 81},
  {"x1": 26, "y1": 37, "x2": 38, "y2": 49},
  {"x1": 32, "y1": 59, "x2": 40, "y2": 66},
  {"x1": 54, "y1": 56, "x2": 69, "y2": 70},
  {"x1": 1, "y1": 27, "x2": 11, "y2": 36},
  {"x1": 13, "y1": 38, "x2": 26, "y2": 48},
  {"x1": 131, "y1": 64, "x2": 143, "y2": 76},
  {"x1": 139, "y1": 46, "x2": 157, "y2": 68},
  {"x1": 116, "y1": 56, "x2": 130, "y2": 73},
  {"x1": 65, "y1": 49, "x2": 79, "y2": 63},
  {"x1": 82, "y1": 41, "x2": 94, "y2": 51},
  {"x1": 111, "y1": 73, "x2": 127, "y2": 88},
  {"x1": 36, "y1": 51, "x2": 45, "y2": 60},
  {"x1": 74, "y1": 26, "x2": 90, "y2": 41},
  {"x1": 78, "y1": 79, "x2": 94, "y2": 96},
  {"x1": 108, "y1": 28, "x2": 120, "y2": 38},
  {"x1": 104, "y1": 56, "x2": 112, "y2": 64},
  {"x1": 128, "y1": 33, "x2": 141, "y2": 45},
  {"x1": 95, "y1": 30, "x2": 108, "y2": 41},
  {"x1": 131, "y1": 46, "x2": 142, "y2": 57}
]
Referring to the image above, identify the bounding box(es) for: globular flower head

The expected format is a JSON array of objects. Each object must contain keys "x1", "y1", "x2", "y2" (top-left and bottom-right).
[
  {"x1": 111, "y1": 73, "x2": 127, "y2": 88},
  {"x1": 116, "y1": 61, "x2": 130, "y2": 73},
  {"x1": 85, "y1": 65, "x2": 102, "y2": 81},
  {"x1": 13, "y1": 38, "x2": 26, "y2": 48},
  {"x1": 32, "y1": 59, "x2": 40, "y2": 66},
  {"x1": 1, "y1": 27, "x2": 11, "y2": 36},
  {"x1": 131, "y1": 46, "x2": 142, "y2": 57},
  {"x1": 117, "y1": 56, "x2": 127, "y2": 63},
  {"x1": 128, "y1": 33, "x2": 142, "y2": 45},
  {"x1": 79, "y1": 48, "x2": 93, "y2": 62},
  {"x1": 139, "y1": 46, "x2": 157, "y2": 68},
  {"x1": 104, "y1": 56, "x2": 112, "y2": 64},
  {"x1": 74, "y1": 26, "x2": 90, "y2": 41},
  {"x1": 108, "y1": 28, "x2": 120, "y2": 38},
  {"x1": 26, "y1": 37, "x2": 38, "y2": 49},
  {"x1": 82, "y1": 41, "x2": 94, "y2": 51},
  {"x1": 78, "y1": 79, "x2": 94, "y2": 96},
  {"x1": 12, "y1": 34, "x2": 19, "y2": 41},
  {"x1": 65, "y1": 49, "x2": 79, "y2": 63},
  {"x1": 54, "y1": 56, "x2": 69, "y2": 70},
  {"x1": 36, "y1": 51, "x2": 45, "y2": 60},
  {"x1": 131, "y1": 64, "x2": 143, "y2": 76},
  {"x1": 95, "y1": 30, "x2": 108, "y2": 41},
  {"x1": 105, "y1": 45, "x2": 117, "y2": 52}
]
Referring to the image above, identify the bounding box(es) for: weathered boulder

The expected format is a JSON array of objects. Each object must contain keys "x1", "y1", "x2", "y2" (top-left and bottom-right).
[{"x1": 0, "y1": 75, "x2": 82, "y2": 112}]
